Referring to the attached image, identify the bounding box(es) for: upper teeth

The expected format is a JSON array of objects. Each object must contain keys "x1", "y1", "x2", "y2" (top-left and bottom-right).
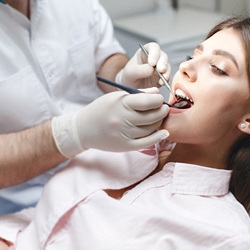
[{"x1": 175, "y1": 89, "x2": 193, "y2": 102}]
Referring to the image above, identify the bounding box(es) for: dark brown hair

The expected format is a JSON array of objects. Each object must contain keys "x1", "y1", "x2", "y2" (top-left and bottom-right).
[
  {"x1": 205, "y1": 16, "x2": 250, "y2": 213},
  {"x1": 227, "y1": 134, "x2": 250, "y2": 213}
]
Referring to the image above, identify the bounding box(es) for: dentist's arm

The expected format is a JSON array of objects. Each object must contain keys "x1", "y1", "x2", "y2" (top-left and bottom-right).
[
  {"x1": 0, "y1": 53, "x2": 128, "y2": 188},
  {"x1": 97, "y1": 53, "x2": 129, "y2": 93},
  {"x1": 0, "y1": 120, "x2": 65, "y2": 188},
  {"x1": 0, "y1": 89, "x2": 169, "y2": 188},
  {"x1": 0, "y1": 44, "x2": 171, "y2": 188}
]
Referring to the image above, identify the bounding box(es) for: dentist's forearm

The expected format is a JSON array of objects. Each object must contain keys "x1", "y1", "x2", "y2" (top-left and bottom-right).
[
  {"x1": 97, "y1": 53, "x2": 129, "y2": 93},
  {"x1": 0, "y1": 120, "x2": 66, "y2": 188}
]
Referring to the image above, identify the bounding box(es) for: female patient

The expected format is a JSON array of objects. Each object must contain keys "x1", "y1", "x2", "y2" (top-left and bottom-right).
[{"x1": 1, "y1": 16, "x2": 250, "y2": 249}]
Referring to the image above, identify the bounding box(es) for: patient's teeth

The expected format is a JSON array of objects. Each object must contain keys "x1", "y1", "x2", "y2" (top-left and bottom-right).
[
  {"x1": 175, "y1": 89, "x2": 194, "y2": 103},
  {"x1": 175, "y1": 89, "x2": 187, "y2": 99}
]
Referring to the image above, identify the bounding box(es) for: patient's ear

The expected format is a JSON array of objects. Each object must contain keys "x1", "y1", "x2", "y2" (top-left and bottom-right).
[{"x1": 238, "y1": 117, "x2": 250, "y2": 134}]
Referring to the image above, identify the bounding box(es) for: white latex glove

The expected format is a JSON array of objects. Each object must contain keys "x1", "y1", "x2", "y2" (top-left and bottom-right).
[
  {"x1": 52, "y1": 88, "x2": 170, "y2": 158},
  {"x1": 116, "y1": 42, "x2": 171, "y2": 89}
]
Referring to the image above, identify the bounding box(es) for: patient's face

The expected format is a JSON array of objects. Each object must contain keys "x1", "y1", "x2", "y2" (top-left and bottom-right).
[{"x1": 162, "y1": 28, "x2": 250, "y2": 145}]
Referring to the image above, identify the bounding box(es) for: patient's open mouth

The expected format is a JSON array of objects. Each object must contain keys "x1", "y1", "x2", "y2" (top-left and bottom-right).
[{"x1": 173, "y1": 89, "x2": 194, "y2": 109}]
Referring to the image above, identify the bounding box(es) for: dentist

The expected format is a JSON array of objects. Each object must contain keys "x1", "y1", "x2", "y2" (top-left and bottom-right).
[{"x1": 0, "y1": 0, "x2": 170, "y2": 214}]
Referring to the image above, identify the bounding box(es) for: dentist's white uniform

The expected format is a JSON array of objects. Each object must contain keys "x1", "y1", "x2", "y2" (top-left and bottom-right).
[{"x1": 0, "y1": 0, "x2": 124, "y2": 214}]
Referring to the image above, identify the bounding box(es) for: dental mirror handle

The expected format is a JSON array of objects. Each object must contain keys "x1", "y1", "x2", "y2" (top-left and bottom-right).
[{"x1": 97, "y1": 76, "x2": 172, "y2": 107}]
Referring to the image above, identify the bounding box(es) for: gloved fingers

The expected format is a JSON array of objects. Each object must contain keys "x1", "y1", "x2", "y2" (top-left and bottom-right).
[
  {"x1": 165, "y1": 62, "x2": 171, "y2": 82},
  {"x1": 127, "y1": 129, "x2": 170, "y2": 150},
  {"x1": 156, "y1": 51, "x2": 171, "y2": 86},
  {"x1": 141, "y1": 87, "x2": 160, "y2": 94},
  {"x1": 155, "y1": 50, "x2": 168, "y2": 74},
  {"x1": 123, "y1": 120, "x2": 164, "y2": 139},
  {"x1": 118, "y1": 63, "x2": 154, "y2": 86},
  {"x1": 128, "y1": 63, "x2": 155, "y2": 80},
  {"x1": 158, "y1": 71, "x2": 171, "y2": 87},
  {"x1": 123, "y1": 92, "x2": 166, "y2": 111},
  {"x1": 143, "y1": 42, "x2": 161, "y2": 66},
  {"x1": 127, "y1": 106, "x2": 169, "y2": 126}
]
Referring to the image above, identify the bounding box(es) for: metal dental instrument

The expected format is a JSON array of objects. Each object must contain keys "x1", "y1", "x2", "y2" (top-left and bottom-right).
[
  {"x1": 139, "y1": 44, "x2": 176, "y2": 99},
  {"x1": 97, "y1": 76, "x2": 189, "y2": 109}
]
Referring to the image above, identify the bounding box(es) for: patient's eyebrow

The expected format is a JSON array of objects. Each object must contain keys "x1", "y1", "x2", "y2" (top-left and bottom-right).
[
  {"x1": 213, "y1": 50, "x2": 239, "y2": 69},
  {"x1": 195, "y1": 44, "x2": 239, "y2": 69}
]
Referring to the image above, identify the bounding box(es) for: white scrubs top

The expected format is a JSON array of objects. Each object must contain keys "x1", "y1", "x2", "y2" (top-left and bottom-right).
[{"x1": 0, "y1": 0, "x2": 125, "y2": 214}]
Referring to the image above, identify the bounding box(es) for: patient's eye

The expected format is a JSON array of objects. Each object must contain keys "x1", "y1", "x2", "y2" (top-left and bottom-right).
[
  {"x1": 211, "y1": 64, "x2": 228, "y2": 76},
  {"x1": 186, "y1": 55, "x2": 193, "y2": 61}
]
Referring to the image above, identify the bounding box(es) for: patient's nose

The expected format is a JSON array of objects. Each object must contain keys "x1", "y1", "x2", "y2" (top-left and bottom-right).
[{"x1": 179, "y1": 60, "x2": 197, "y2": 82}]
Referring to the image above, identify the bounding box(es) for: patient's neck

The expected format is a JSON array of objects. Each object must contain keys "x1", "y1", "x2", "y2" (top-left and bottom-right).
[{"x1": 165, "y1": 143, "x2": 228, "y2": 170}]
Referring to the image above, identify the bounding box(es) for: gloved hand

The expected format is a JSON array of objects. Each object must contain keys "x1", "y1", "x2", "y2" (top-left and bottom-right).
[
  {"x1": 116, "y1": 42, "x2": 171, "y2": 89},
  {"x1": 52, "y1": 88, "x2": 169, "y2": 158}
]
